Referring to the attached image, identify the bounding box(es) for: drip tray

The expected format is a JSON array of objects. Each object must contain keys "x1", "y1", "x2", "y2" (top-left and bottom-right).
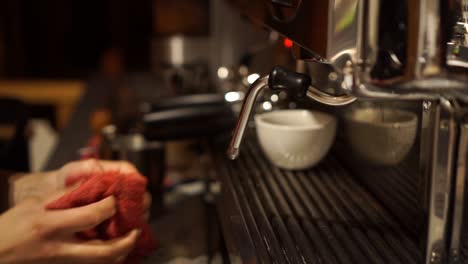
[{"x1": 213, "y1": 139, "x2": 423, "y2": 264}]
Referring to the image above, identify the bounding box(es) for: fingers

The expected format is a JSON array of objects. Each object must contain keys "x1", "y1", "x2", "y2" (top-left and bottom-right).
[
  {"x1": 58, "y1": 229, "x2": 140, "y2": 264},
  {"x1": 45, "y1": 196, "x2": 116, "y2": 234},
  {"x1": 59, "y1": 159, "x2": 104, "y2": 186},
  {"x1": 60, "y1": 160, "x2": 143, "y2": 184},
  {"x1": 61, "y1": 159, "x2": 104, "y2": 176},
  {"x1": 98, "y1": 160, "x2": 139, "y2": 174}
]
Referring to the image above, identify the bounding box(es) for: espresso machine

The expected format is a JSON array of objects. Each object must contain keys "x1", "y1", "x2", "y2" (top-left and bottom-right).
[{"x1": 213, "y1": 1, "x2": 468, "y2": 263}]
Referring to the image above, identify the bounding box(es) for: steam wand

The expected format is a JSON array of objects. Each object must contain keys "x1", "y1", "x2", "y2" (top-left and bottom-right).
[{"x1": 227, "y1": 66, "x2": 311, "y2": 160}]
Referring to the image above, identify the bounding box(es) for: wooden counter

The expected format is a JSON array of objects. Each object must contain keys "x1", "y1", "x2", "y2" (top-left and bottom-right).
[{"x1": 0, "y1": 80, "x2": 85, "y2": 129}]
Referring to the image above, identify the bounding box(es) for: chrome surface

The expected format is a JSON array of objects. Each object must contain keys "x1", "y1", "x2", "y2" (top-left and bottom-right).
[
  {"x1": 326, "y1": 0, "x2": 359, "y2": 64},
  {"x1": 450, "y1": 122, "x2": 468, "y2": 262},
  {"x1": 305, "y1": 88, "x2": 357, "y2": 106},
  {"x1": 420, "y1": 101, "x2": 438, "y2": 211},
  {"x1": 227, "y1": 76, "x2": 269, "y2": 159},
  {"x1": 327, "y1": 0, "x2": 380, "y2": 82},
  {"x1": 231, "y1": 0, "x2": 468, "y2": 104},
  {"x1": 425, "y1": 101, "x2": 458, "y2": 264},
  {"x1": 410, "y1": 0, "x2": 444, "y2": 78},
  {"x1": 296, "y1": 60, "x2": 357, "y2": 105}
]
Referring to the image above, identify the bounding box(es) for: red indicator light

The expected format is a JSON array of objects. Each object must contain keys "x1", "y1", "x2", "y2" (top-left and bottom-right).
[{"x1": 283, "y1": 38, "x2": 293, "y2": 48}]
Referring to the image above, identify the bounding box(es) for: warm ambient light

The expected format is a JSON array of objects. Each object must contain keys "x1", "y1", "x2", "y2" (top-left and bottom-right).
[
  {"x1": 247, "y1": 73, "x2": 260, "y2": 84},
  {"x1": 283, "y1": 38, "x2": 293, "y2": 49},
  {"x1": 217, "y1": 67, "x2": 229, "y2": 79},
  {"x1": 262, "y1": 101, "x2": 272, "y2": 111},
  {"x1": 270, "y1": 94, "x2": 279, "y2": 102},
  {"x1": 224, "y1": 91, "x2": 241, "y2": 102}
]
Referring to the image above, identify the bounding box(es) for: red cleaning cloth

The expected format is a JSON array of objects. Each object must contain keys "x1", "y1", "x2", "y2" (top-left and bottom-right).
[{"x1": 46, "y1": 171, "x2": 157, "y2": 264}]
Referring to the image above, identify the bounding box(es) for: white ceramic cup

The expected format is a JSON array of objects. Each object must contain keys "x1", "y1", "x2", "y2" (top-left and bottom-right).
[
  {"x1": 344, "y1": 107, "x2": 418, "y2": 166},
  {"x1": 255, "y1": 110, "x2": 337, "y2": 170}
]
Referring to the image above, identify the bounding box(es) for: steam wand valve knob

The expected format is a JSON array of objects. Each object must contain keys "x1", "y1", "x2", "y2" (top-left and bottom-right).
[{"x1": 268, "y1": 66, "x2": 310, "y2": 99}]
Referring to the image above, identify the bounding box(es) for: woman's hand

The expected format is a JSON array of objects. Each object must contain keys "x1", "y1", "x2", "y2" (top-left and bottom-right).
[
  {"x1": 0, "y1": 190, "x2": 139, "y2": 264},
  {"x1": 10, "y1": 160, "x2": 151, "y2": 221}
]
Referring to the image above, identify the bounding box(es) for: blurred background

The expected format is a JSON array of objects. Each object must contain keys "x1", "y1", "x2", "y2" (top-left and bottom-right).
[{"x1": 0, "y1": 0, "x2": 294, "y2": 170}]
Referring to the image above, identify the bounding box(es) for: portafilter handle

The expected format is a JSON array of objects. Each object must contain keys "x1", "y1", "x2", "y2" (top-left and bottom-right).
[{"x1": 227, "y1": 66, "x2": 311, "y2": 160}]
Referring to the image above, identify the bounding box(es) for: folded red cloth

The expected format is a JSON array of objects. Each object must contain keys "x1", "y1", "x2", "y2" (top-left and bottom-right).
[{"x1": 46, "y1": 171, "x2": 157, "y2": 264}]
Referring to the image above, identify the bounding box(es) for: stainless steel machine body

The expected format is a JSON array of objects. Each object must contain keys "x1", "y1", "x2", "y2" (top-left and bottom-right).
[{"x1": 221, "y1": 1, "x2": 468, "y2": 263}]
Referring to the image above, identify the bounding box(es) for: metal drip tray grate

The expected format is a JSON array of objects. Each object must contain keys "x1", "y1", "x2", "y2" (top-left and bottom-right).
[{"x1": 215, "y1": 139, "x2": 423, "y2": 264}]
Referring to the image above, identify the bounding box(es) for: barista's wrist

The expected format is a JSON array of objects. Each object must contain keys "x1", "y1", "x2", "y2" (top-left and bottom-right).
[{"x1": 8, "y1": 171, "x2": 57, "y2": 207}]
